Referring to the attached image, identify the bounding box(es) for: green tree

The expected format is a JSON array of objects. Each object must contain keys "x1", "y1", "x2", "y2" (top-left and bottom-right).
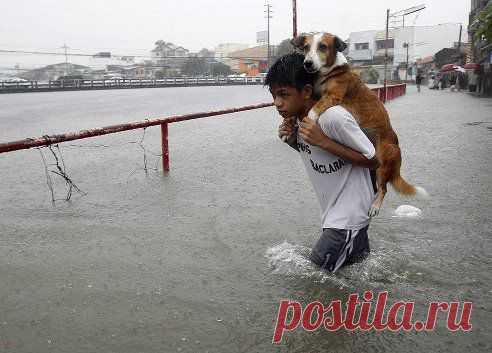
[
  {"x1": 211, "y1": 62, "x2": 232, "y2": 76},
  {"x1": 181, "y1": 56, "x2": 208, "y2": 76},
  {"x1": 474, "y1": 3, "x2": 492, "y2": 44},
  {"x1": 275, "y1": 38, "x2": 295, "y2": 58},
  {"x1": 155, "y1": 70, "x2": 167, "y2": 79}
]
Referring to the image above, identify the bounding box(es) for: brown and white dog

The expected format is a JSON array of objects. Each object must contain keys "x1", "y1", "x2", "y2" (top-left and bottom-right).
[{"x1": 291, "y1": 32, "x2": 428, "y2": 217}]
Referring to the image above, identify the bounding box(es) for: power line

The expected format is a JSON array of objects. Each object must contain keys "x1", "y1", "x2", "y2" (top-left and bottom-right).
[{"x1": 0, "y1": 48, "x2": 273, "y2": 61}]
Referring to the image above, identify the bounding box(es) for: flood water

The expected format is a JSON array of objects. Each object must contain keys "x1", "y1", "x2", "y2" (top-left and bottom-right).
[{"x1": 0, "y1": 85, "x2": 491, "y2": 352}]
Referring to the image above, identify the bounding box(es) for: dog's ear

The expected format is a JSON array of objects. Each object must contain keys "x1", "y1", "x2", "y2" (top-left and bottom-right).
[
  {"x1": 334, "y1": 36, "x2": 347, "y2": 52},
  {"x1": 291, "y1": 34, "x2": 306, "y2": 50}
]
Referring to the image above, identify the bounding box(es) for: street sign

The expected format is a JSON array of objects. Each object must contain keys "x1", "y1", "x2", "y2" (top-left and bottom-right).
[{"x1": 257, "y1": 31, "x2": 268, "y2": 44}]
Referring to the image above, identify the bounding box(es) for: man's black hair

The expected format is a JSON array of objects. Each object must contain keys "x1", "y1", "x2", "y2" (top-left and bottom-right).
[{"x1": 264, "y1": 52, "x2": 317, "y2": 91}]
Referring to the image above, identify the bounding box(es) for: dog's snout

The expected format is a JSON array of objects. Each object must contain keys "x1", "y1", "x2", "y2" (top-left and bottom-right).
[{"x1": 304, "y1": 61, "x2": 313, "y2": 69}]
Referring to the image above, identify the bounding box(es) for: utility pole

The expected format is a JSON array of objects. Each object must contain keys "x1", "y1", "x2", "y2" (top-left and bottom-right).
[
  {"x1": 265, "y1": 3, "x2": 273, "y2": 68},
  {"x1": 292, "y1": 0, "x2": 297, "y2": 37},
  {"x1": 383, "y1": 9, "x2": 389, "y2": 103},
  {"x1": 457, "y1": 23, "x2": 463, "y2": 64},
  {"x1": 403, "y1": 42, "x2": 409, "y2": 81},
  {"x1": 61, "y1": 43, "x2": 70, "y2": 75}
]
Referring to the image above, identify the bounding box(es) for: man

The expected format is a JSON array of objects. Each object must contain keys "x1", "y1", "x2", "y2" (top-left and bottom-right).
[
  {"x1": 416, "y1": 72, "x2": 423, "y2": 93},
  {"x1": 265, "y1": 53, "x2": 379, "y2": 273}
]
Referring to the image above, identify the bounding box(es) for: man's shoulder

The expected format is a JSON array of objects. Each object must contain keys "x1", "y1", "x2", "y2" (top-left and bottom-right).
[{"x1": 318, "y1": 105, "x2": 354, "y2": 128}]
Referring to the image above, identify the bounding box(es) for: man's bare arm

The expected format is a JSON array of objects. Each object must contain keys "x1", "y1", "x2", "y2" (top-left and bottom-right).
[
  {"x1": 298, "y1": 118, "x2": 379, "y2": 170},
  {"x1": 318, "y1": 137, "x2": 379, "y2": 169}
]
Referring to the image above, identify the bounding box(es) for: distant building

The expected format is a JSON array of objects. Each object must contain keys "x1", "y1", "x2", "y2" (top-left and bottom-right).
[
  {"x1": 228, "y1": 45, "x2": 271, "y2": 75},
  {"x1": 468, "y1": 0, "x2": 492, "y2": 96},
  {"x1": 348, "y1": 23, "x2": 462, "y2": 81},
  {"x1": 415, "y1": 55, "x2": 436, "y2": 77},
  {"x1": 214, "y1": 43, "x2": 250, "y2": 70},
  {"x1": 151, "y1": 41, "x2": 190, "y2": 75},
  {"x1": 347, "y1": 30, "x2": 378, "y2": 64},
  {"x1": 373, "y1": 30, "x2": 395, "y2": 65},
  {"x1": 20, "y1": 63, "x2": 91, "y2": 81},
  {"x1": 88, "y1": 53, "x2": 136, "y2": 72}
]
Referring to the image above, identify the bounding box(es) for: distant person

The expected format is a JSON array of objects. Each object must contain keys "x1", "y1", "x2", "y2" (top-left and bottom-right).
[
  {"x1": 450, "y1": 74, "x2": 457, "y2": 92},
  {"x1": 476, "y1": 66, "x2": 484, "y2": 96},
  {"x1": 266, "y1": 53, "x2": 379, "y2": 273},
  {"x1": 440, "y1": 74, "x2": 448, "y2": 90},
  {"x1": 456, "y1": 72, "x2": 464, "y2": 92},
  {"x1": 468, "y1": 69, "x2": 478, "y2": 92},
  {"x1": 415, "y1": 73, "x2": 423, "y2": 93}
]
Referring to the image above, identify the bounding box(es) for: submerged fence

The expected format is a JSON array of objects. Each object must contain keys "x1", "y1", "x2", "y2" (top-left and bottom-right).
[{"x1": 0, "y1": 84, "x2": 406, "y2": 173}]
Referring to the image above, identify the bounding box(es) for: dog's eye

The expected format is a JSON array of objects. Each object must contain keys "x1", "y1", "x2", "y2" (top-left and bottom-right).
[
  {"x1": 303, "y1": 45, "x2": 309, "y2": 51},
  {"x1": 319, "y1": 44, "x2": 328, "y2": 50}
]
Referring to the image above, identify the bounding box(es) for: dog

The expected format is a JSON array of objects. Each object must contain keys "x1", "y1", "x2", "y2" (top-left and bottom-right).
[{"x1": 291, "y1": 32, "x2": 428, "y2": 217}]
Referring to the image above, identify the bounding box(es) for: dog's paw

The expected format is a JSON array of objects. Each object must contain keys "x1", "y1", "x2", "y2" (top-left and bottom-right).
[
  {"x1": 307, "y1": 109, "x2": 319, "y2": 121},
  {"x1": 280, "y1": 134, "x2": 290, "y2": 142},
  {"x1": 368, "y1": 205, "x2": 380, "y2": 218}
]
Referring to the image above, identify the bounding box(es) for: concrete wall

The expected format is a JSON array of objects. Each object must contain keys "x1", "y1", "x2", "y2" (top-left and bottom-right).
[{"x1": 348, "y1": 30, "x2": 378, "y2": 62}]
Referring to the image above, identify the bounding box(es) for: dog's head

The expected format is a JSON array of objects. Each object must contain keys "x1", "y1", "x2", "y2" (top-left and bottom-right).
[{"x1": 291, "y1": 32, "x2": 347, "y2": 73}]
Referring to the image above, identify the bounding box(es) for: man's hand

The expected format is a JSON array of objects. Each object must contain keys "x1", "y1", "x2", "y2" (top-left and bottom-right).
[
  {"x1": 278, "y1": 117, "x2": 296, "y2": 141},
  {"x1": 298, "y1": 118, "x2": 327, "y2": 148}
]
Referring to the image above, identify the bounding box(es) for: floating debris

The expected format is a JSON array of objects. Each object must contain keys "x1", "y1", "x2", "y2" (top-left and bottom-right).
[{"x1": 393, "y1": 204, "x2": 422, "y2": 218}]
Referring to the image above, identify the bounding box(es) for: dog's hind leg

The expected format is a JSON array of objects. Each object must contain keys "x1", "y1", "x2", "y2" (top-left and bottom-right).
[
  {"x1": 368, "y1": 170, "x2": 388, "y2": 218},
  {"x1": 368, "y1": 142, "x2": 399, "y2": 217}
]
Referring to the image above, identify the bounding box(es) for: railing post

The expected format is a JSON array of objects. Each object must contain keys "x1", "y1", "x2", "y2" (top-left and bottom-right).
[{"x1": 161, "y1": 123, "x2": 169, "y2": 173}]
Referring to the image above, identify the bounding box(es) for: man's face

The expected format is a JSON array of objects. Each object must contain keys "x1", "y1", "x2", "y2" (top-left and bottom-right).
[{"x1": 269, "y1": 84, "x2": 306, "y2": 119}]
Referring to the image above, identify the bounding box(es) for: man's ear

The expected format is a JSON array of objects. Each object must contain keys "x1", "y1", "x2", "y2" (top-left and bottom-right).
[
  {"x1": 291, "y1": 34, "x2": 306, "y2": 50},
  {"x1": 302, "y1": 84, "x2": 314, "y2": 100},
  {"x1": 334, "y1": 36, "x2": 347, "y2": 52}
]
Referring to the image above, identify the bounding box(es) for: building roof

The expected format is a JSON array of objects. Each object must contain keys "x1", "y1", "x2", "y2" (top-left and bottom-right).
[
  {"x1": 228, "y1": 45, "x2": 268, "y2": 59},
  {"x1": 40, "y1": 63, "x2": 91, "y2": 70},
  {"x1": 416, "y1": 55, "x2": 434, "y2": 64}
]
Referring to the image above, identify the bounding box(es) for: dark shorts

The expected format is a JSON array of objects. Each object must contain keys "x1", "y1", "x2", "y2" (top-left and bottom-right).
[{"x1": 309, "y1": 224, "x2": 370, "y2": 273}]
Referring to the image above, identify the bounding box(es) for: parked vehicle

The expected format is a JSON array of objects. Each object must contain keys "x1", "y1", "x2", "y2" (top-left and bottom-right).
[{"x1": 2, "y1": 77, "x2": 31, "y2": 86}]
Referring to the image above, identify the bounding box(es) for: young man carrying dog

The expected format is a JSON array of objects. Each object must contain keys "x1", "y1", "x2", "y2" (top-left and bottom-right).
[{"x1": 266, "y1": 53, "x2": 379, "y2": 273}]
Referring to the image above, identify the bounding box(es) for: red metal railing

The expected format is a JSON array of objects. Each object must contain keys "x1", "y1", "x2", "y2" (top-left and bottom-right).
[
  {"x1": 0, "y1": 84, "x2": 406, "y2": 173},
  {"x1": 372, "y1": 83, "x2": 406, "y2": 102}
]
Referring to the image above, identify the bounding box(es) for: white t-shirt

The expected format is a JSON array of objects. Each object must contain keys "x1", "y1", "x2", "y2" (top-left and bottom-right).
[{"x1": 296, "y1": 105, "x2": 376, "y2": 230}]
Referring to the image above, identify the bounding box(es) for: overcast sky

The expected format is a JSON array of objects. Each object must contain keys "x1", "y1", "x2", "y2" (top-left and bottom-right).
[{"x1": 0, "y1": 0, "x2": 470, "y2": 68}]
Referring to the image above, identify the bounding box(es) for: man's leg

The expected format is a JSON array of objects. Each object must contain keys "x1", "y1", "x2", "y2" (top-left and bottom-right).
[
  {"x1": 309, "y1": 226, "x2": 369, "y2": 273},
  {"x1": 343, "y1": 224, "x2": 370, "y2": 267}
]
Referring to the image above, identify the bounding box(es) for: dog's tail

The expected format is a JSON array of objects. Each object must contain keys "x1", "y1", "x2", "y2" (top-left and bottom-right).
[{"x1": 390, "y1": 174, "x2": 429, "y2": 199}]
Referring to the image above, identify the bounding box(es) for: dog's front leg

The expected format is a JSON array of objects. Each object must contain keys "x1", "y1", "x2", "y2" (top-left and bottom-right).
[{"x1": 307, "y1": 95, "x2": 343, "y2": 121}]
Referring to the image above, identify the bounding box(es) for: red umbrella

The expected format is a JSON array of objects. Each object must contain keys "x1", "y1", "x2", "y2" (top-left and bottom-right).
[
  {"x1": 441, "y1": 64, "x2": 456, "y2": 72},
  {"x1": 464, "y1": 63, "x2": 480, "y2": 70}
]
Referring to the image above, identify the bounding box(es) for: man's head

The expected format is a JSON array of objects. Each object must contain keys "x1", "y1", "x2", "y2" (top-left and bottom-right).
[
  {"x1": 265, "y1": 53, "x2": 318, "y2": 119},
  {"x1": 291, "y1": 32, "x2": 347, "y2": 73}
]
